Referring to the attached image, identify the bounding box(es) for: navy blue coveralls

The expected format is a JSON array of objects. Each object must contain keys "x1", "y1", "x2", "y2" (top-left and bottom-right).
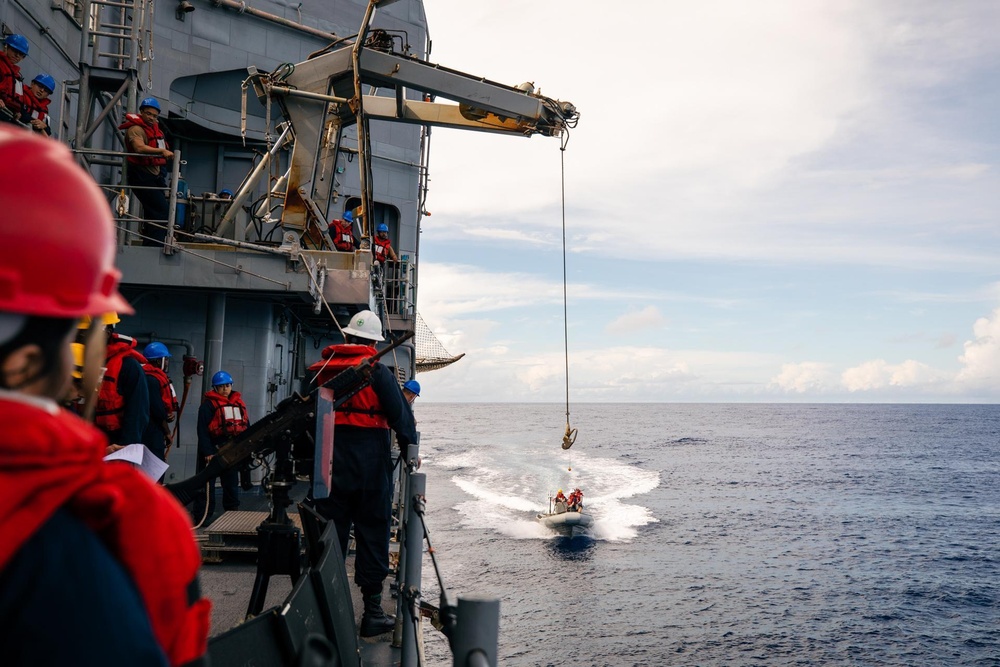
[{"x1": 315, "y1": 362, "x2": 417, "y2": 596}]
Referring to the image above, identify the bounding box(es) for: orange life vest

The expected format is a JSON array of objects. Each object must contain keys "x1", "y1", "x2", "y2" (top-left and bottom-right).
[
  {"x1": 19, "y1": 85, "x2": 49, "y2": 130},
  {"x1": 117, "y1": 113, "x2": 168, "y2": 167},
  {"x1": 0, "y1": 396, "x2": 211, "y2": 665},
  {"x1": 143, "y1": 363, "x2": 179, "y2": 420},
  {"x1": 329, "y1": 219, "x2": 354, "y2": 252},
  {"x1": 372, "y1": 236, "x2": 392, "y2": 263},
  {"x1": 0, "y1": 52, "x2": 23, "y2": 115},
  {"x1": 96, "y1": 335, "x2": 147, "y2": 434},
  {"x1": 308, "y1": 344, "x2": 389, "y2": 429},
  {"x1": 204, "y1": 390, "x2": 249, "y2": 440}
]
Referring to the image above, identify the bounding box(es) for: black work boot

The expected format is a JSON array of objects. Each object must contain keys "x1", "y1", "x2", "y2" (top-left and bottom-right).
[{"x1": 359, "y1": 593, "x2": 395, "y2": 637}]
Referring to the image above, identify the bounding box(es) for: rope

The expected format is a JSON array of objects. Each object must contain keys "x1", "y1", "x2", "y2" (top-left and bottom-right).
[{"x1": 558, "y1": 135, "x2": 577, "y2": 465}]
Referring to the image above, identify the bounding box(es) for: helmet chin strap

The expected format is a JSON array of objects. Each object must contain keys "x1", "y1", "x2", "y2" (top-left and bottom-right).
[{"x1": 80, "y1": 323, "x2": 108, "y2": 423}]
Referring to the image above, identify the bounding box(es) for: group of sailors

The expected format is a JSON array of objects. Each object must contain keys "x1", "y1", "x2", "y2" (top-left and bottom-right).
[
  {"x1": 68, "y1": 312, "x2": 256, "y2": 525},
  {"x1": 0, "y1": 34, "x2": 54, "y2": 136},
  {"x1": 553, "y1": 488, "x2": 584, "y2": 514},
  {"x1": 0, "y1": 128, "x2": 425, "y2": 663}
]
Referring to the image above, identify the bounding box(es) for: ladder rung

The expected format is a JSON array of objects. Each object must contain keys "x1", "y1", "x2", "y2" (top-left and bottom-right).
[
  {"x1": 90, "y1": 29, "x2": 133, "y2": 38},
  {"x1": 96, "y1": 51, "x2": 132, "y2": 59},
  {"x1": 98, "y1": 22, "x2": 133, "y2": 30},
  {"x1": 91, "y1": 0, "x2": 137, "y2": 7}
]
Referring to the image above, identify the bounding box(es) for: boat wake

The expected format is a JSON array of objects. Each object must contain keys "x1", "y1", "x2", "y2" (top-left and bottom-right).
[{"x1": 433, "y1": 447, "x2": 660, "y2": 542}]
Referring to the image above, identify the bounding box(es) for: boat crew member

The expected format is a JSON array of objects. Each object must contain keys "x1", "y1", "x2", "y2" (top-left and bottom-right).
[
  {"x1": 329, "y1": 210, "x2": 357, "y2": 252},
  {"x1": 19, "y1": 73, "x2": 54, "y2": 136},
  {"x1": 0, "y1": 127, "x2": 210, "y2": 666},
  {"x1": 192, "y1": 370, "x2": 248, "y2": 523},
  {"x1": 402, "y1": 379, "x2": 420, "y2": 405},
  {"x1": 0, "y1": 34, "x2": 28, "y2": 122},
  {"x1": 119, "y1": 97, "x2": 173, "y2": 247},
  {"x1": 142, "y1": 341, "x2": 179, "y2": 464},
  {"x1": 80, "y1": 312, "x2": 151, "y2": 454},
  {"x1": 309, "y1": 309, "x2": 417, "y2": 638},
  {"x1": 568, "y1": 488, "x2": 584, "y2": 512},
  {"x1": 218, "y1": 188, "x2": 234, "y2": 200},
  {"x1": 554, "y1": 489, "x2": 568, "y2": 513},
  {"x1": 372, "y1": 223, "x2": 398, "y2": 264}
]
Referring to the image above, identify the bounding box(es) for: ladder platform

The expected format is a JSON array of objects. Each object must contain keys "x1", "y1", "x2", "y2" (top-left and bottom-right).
[
  {"x1": 200, "y1": 510, "x2": 303, "y2": 562},
  {"x1": 80, "y1": 63, "x2": 139, "y2": 93}
]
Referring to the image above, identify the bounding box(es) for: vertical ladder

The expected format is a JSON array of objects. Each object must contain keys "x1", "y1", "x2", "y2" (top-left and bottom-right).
[{"x1": 73, "y1": 0, "x2": 152, "y2": 155}]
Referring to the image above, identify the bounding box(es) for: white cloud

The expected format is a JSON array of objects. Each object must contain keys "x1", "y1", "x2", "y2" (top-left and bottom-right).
[
  {"x1": 955, "y1": 307, "x2": 1000, "y2": 390},
  {"x1": 771, "y1": 362, "x2": 836, "y2": 393},
  {"x1": 841, "y1": 359, "x2": 946, "y2": 392}
]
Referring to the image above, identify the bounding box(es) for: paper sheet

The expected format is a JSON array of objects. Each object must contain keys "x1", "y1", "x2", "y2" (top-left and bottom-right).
[{"x1": 104, "y1": 443, "x2": 169, "y2": 482}]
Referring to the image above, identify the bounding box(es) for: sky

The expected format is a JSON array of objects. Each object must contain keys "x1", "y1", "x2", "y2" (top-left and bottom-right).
[{"x1": 410, "y1": 0, "x2": 1000, "y2": 403}]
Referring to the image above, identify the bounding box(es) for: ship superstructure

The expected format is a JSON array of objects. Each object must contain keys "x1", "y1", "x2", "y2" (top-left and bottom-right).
[{"x1": 1, "y1": 0, "x2": 577, "y2": 662}]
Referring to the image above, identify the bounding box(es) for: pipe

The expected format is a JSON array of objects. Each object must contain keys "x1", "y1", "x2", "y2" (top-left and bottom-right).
[
  {"x1": 204, "y1": 293, "x2": 226, "y2": 382},
  {"x1": 210, "y1": 0, "x2": 339, "y2": 42},
  {"x1": 218, "y1": 124, "x2": 292, "y2": 237}
]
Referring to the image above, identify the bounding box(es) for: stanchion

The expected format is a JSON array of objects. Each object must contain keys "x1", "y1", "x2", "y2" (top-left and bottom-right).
[
  {"x1": 400, "y1": 473, "x2": 425, "y2": 666},
  {"x1": 452, "y1": 596, "x2": 500, "y2": 667}
]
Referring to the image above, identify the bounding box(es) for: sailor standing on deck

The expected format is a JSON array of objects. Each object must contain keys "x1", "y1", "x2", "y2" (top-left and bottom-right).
[
  {"x1": 309, "y1": 309, "x2": 417, "y2": 638},
  {"x1": 192, "y1": 370, "x2": 248, "y2": 523},
  {"x1": 0, "y1": 35, "x2": 28, "y2": 122},
  {"x1": 118, "y1": 97, "x2": 174, "y2": 247},
  {"x1": 80, "y1": 312, "x2": 150, "y2": 454},
  {"x1": 142, "y1": 341, "x2": 179, "y2": 464},
  {"x1": 0, "y1": 128, "x2": 210, "y2": 666}
]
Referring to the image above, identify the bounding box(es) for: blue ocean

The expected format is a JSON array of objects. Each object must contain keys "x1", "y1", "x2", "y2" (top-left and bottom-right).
[{"x1": 412, "y1": 403, "x2": 999, "y2": 666}]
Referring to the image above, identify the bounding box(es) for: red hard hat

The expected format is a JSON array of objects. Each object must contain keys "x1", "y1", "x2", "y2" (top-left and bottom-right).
[{"x1": 0, "y1": 128, "x2": 132, "y2": 318}]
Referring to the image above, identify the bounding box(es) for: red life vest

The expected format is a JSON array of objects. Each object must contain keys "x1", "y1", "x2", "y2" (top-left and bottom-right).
[
  {"x1": 117, "y1": 113, "x2": 168, "y2": 167},
  {"x1": 96, "y1": 335, "x2": 148, "y2": 434},
  {"x1": 0, "y1": 51, "x2": 23, "y2": 115},
  {"x1": 372, "y1": 236, "x2": 392, "y2": 263},
  {"x1": 204, "y1": 390, "x2": 249, "y2": 440},
  {"x1": 143, "y1": 363, "x2": 179, "y2": 420},
  {"x1": 20, "y1": 86, "x2": 50, "y2": 131},
  {"x1": 329, "y1": 219, "x2": 354, "y2": 252},
  {"x1": 308, "y1": 344, "x2": 388, "y2": 429},
  {"x1": 0, "y1": 394, "x2": 211, "y2": 665}
]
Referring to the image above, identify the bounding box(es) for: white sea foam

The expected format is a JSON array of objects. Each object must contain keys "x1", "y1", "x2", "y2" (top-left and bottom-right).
[{"x1": 445, "y1": 443, "x2": 661, "y2": 542}]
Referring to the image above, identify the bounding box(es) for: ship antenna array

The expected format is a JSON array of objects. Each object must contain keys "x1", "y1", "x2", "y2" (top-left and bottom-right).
[{"x1": 559, "y1": 128, "x2": 578, "y2": 468}]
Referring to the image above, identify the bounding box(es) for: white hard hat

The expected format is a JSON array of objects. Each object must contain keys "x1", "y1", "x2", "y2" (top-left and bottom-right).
[{"x1": 342, "y1": 309, "x2": 384, "y2": 342}]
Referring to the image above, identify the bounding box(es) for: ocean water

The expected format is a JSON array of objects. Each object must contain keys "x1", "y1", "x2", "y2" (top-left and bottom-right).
[{"x1": 411, "y1": 403, "x2": 1000, "y2": 666}]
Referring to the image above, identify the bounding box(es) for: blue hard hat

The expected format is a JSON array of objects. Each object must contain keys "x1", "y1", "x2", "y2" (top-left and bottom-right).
[
  {"x1": 220, "y1": 189, "x2": 233, "y2": 197},
  {"x1": 32, "y1": 73, "x2": 55, "y2": 94},
  {"x1": 143, "y1": 341, "x2": 172, "y2": 360},
  {"x1": 343, "y1": 210, "x2": 353, "y2": 223},
  {"x1": 4, "y1": 34, "x2": 28, "y2": 55},
  {"x1": 403, "y1": 379, "x2": 420, "y2": 396},
  {"x1": 139, "y1": 97, "x2": 161, "y2": 112},
  {"x1": 376, "y1": 223, "x2": 389, "y2": 233},
  {"x1": 211, "y1": 370, "x2": 234, "y2": 387}
]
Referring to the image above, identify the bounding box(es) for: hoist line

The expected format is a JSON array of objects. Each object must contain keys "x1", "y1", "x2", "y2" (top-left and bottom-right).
[{"x1": 559, "y1": 131, "x2": 578, "y2": 458}]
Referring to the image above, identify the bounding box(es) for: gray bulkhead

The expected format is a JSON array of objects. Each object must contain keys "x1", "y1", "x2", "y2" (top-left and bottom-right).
[{"x1": 2, "y1": 0, "x2": 427, "y2": 481}]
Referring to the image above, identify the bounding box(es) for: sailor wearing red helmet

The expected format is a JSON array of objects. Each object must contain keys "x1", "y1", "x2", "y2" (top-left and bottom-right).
[{"x1": 0, "y1": 128, "x2": 210, "y2": 666}]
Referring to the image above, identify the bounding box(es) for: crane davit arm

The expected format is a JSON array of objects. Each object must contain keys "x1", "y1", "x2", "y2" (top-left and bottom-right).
[
  {"x1": 248, "y1": 46, "x2": 578, "y2": 138},
  {"x1": 244, "y1": 32, "x2": 578, "y2": 233}
]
